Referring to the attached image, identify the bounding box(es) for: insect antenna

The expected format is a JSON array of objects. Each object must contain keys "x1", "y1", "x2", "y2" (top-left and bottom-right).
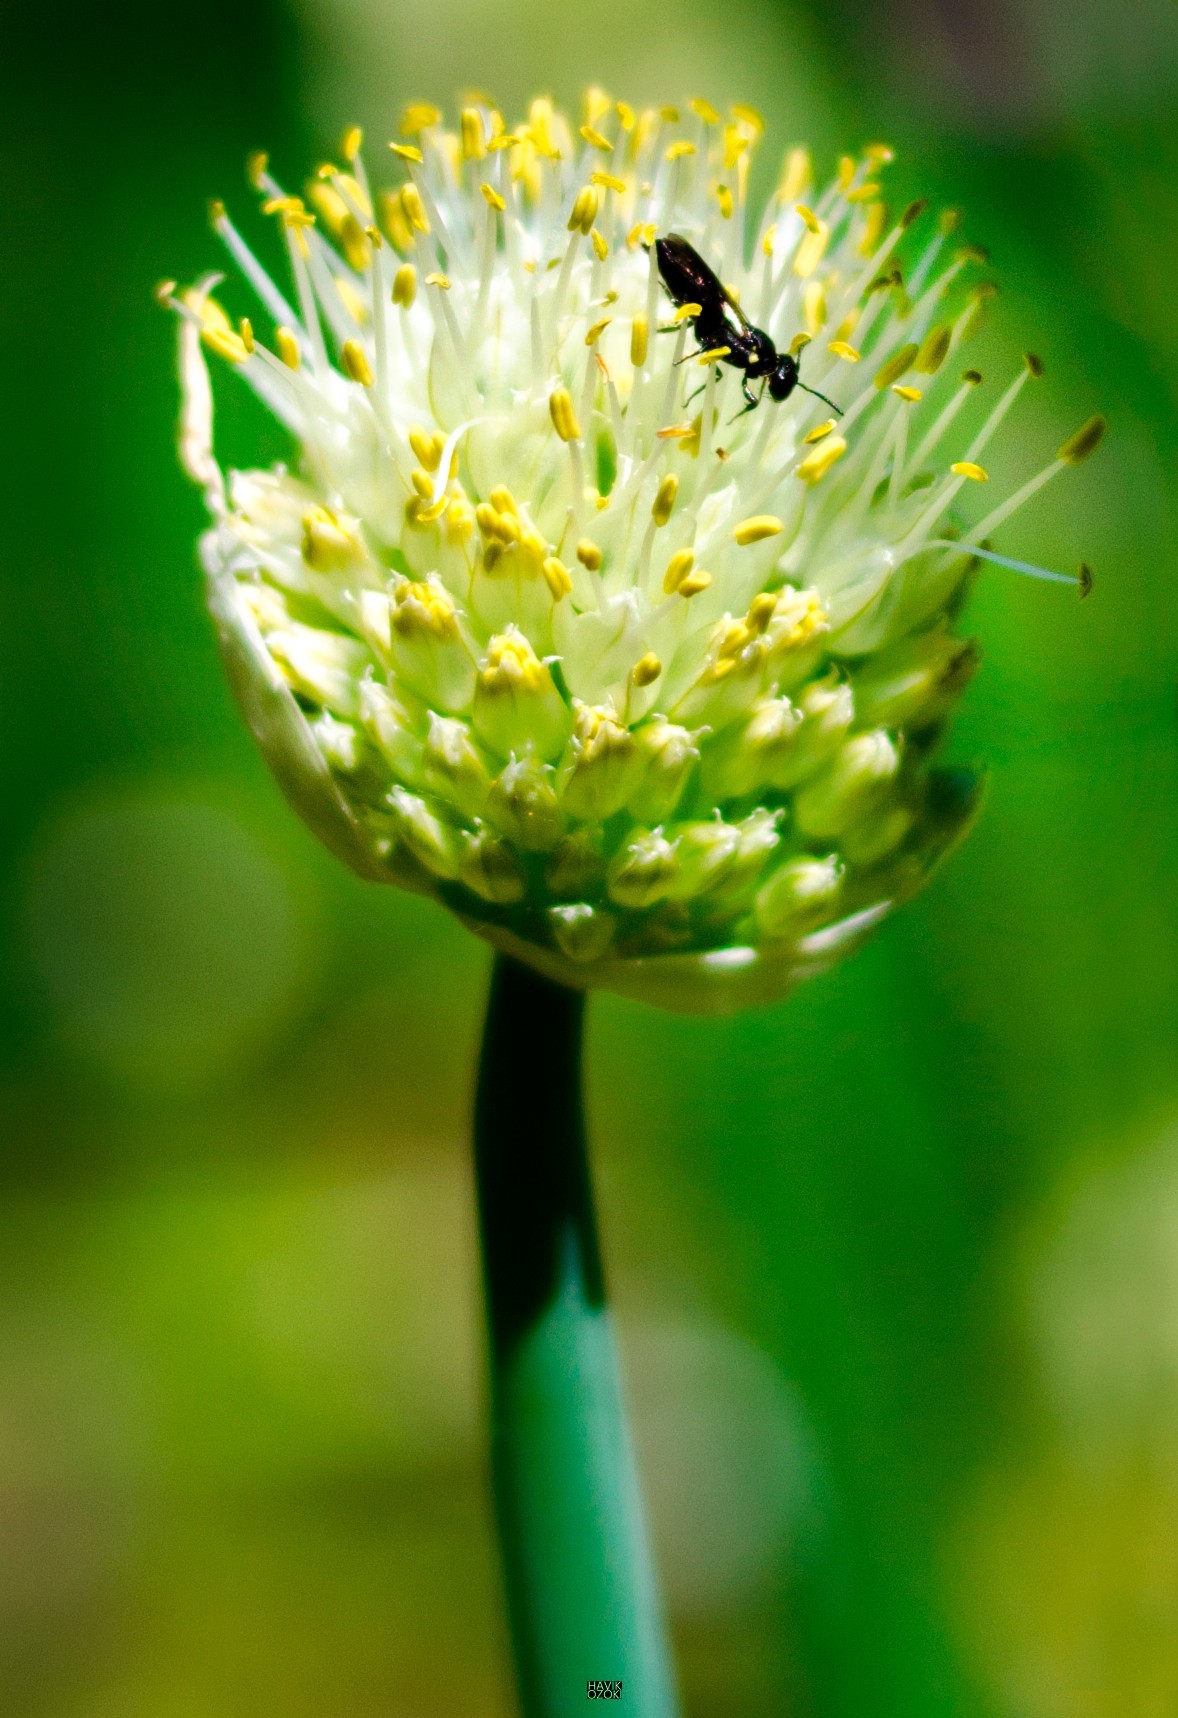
[{"x1": 796, "y1": 381, "x2": 844, "y2": 416}]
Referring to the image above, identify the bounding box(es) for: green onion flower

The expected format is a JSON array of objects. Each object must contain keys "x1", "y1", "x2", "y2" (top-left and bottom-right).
[{"x1": 170, "y1": 91, "x2": 1102, "y2": 1013}]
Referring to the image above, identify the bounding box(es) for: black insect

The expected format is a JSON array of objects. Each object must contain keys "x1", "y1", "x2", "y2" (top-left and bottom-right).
[{"x1": 654, "y1": 233, "x2": 843, "y2": 419}]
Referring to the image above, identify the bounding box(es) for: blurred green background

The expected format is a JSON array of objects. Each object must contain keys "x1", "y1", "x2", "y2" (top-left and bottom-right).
[{"x1": 3, "y1": 0, "x2": 1178, "y2": 1712}]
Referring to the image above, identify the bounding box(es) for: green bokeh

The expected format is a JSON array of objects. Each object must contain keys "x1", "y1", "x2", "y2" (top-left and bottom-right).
[{"x1": 2, "y1": 0, "x2": 1178, "y2": 1712}]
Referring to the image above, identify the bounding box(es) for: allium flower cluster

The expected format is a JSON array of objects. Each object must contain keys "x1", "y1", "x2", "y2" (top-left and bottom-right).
[{"x1": 171, "y1": 92, "x2": 1102, "y2": 1011}]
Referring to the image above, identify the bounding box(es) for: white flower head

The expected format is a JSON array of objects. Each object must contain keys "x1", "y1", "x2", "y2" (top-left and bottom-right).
[{"x1": 169, "y1": 93, "x2": 1103, "y2": 1013}]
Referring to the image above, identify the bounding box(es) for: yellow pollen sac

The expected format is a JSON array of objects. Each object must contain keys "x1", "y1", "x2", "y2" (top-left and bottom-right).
[
  {"x1": 858, "y1": 201, "x2": 888, "y2": 258},
  {"x1": 793, "y1": 223, "x2": 829, "y2": 278},
  {"x1": 795, "y1": 202, "x2": 822, "y2": 234},
  {"x1": 275, "y1": 326, "x2": 301, "y2": 370},
  {"x1": 410, "y1": 467, "x2": 435, "y2": 499},
  {"x1": 409, "y1": 426, "x2": 444, "y2": 471},
  {"x1": 479, "y1": 181, "x2": 506, "y2": 211},
  {"x1": 690, "y1": 97, "x2": 721, "y2": 125},
  {"x1": 549, "y1": 388, "x2": 582, "y2": 442},
  {"x1": 627, "y1": 221, "x2": 657, "y2": 249},
  {"x1": 747, "y1": 592, "x2": 778, "y2": 635},
  {"x1": 445, "y1": 498, "x2": 474, "y2": 541},
  {"x1": 480, "y1": 632, "x2": 550, "y2": 695},
  {"x1": 488, "y1": 485, "x2": 518, "y2": 516},
  {"x1": 828, "y1": 340, "x2": 860, "y2": 362},
  {"x1": 915, "y1": 325, "x2": 952, "y2": 374},
  {"x1": 797, "y1": 438, "x2": 848, "y2": 484},
  {"x1": 486, "y1": 133, "x2": 523, "y2": 153},
  {"x1": 804, "y1": 419, "x2": 837, "y2": 444},
  {"x1": 401, "y1": 102, "x2": 442, "y2": 135},
  {"x1": 425, "y1": 272, "x2": 451, "y2": 290},
  {"x1": 401, "y1": 183, "x2": 430, "y2": 234},
  {"x1": 672, "y1": 302, "x2": 702, "y2": 324},
  {"x1": 874, "y1": 343, "x2": 919, "y2": 389},
  {"x1": 389, "y1": 143, "x2": 424, "y2": 163},
  {"x1": 715, "y1": 184, "x2": 734, "y2": 220},
  {"x1": 302, "y1": 506, "x2": 363, "y2": 572},
  {"x1": 461, "y1": 108, "x2": 485, "y2": 160},
  {"x1": 779, "y1": 147, "x2": 811, "y2": 203},
  {"x1": 590, "y1": 229, "x2": 609, "y2": 261},
  {"x1": 543, "y1": 556, "x2": 573, "y2": 600},
  {"x1": 246, "y1": 150, "x2": 269, "y2": 189},
  {"x1": 568, "y1": 185, "x2": 599, "y2": 234},
  {"x1": 238, "y1": 317, "x2": 255, "y2": 354},
  {"x1": 616, "y1": 100, "x2": 636, "y2": 130},
  {"x1": 585, "y1": 86, "x2": 613, "y2": 124},
  {"x1": 394, "y1": 579, "x2": 457, "y2": 639},
  {"x1": 762, "y1": 223, "x2": 777, "y2": 257},
  {"x1": 731, "y1": 102, "x2": 765, "y2": 134},
  {"x1": 845, "y1": 181, "x2": 881, "y2": 204},
  {"x1": 340, "y1": 124, "x2": 363, "y2": 161},
  {"x1": 203, "y1": 326, "x2": 249, "y2": 364},
  {"x1": 392, "y1": 264, "x2": 417, "y2": 307},
  {"x1": 666, "y1": 139, "x2": 697, "y2": 163},
  {"x1": 733, "y1": 515, "x2": 784, "y2": 546},
  {"x1": 341, "y1": 339, "x2": 374, "y2": 385},
  {"x1": 836, "y1": 154, "x2": 856, "y2": 191},
  {"x1": 576, "y1": 539, "x2": 604, "y2": 571},
  {"x1": 892, "y1": 385, "x2": 923, "y2": 402},
  {"x1": 951, "y1": 462, "x2": 989, "y2": 482},
  {"x1": 474, "y1": 503, "x2": 500, "y2": 540},
  {"x1": 696, "y1": 346, "x2": 731, "y2": 365},
  {"x1": 651, "y1": 474, "x2": 678, "y2": 525},
  {"x1": 866, "y1": 141, "x2": 896, "y2": 165},
  {"x1": 663, "y1": 548, "x2": 695, "y2": 594},
  {"x1": 591, "y1": 171, "x2": 626, "y2": 192},
  {"x1": 1058, "y1": 416, "x2": 1106, "y2": 464},
  {"x1": 585, "y1": 317, "x2": 612, "y2": 346},
  {"x1": 678, "y1": 569, "x2": 712, "y2": 598},
  {"x1": 789, "y1": 331, "x2": 812, "y2": 358},
  {"x1": 631, "y1": 652, "x2": 663, "y2": 687},
  {"x1": 722, "y1": 127, "x2": 748, "y2": 169},
  {"x1": 657, "y1": 421, "x2": 697, "y2": 441},
  {"x1": 1024, "y1": 351, "x2": 1045, "y2": 378},
  {"x1": 579, "y1": 124, "x2": 614, "y2": 152}
]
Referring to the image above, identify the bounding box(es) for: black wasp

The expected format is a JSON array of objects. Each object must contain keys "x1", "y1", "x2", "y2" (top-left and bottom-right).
[{"x1": 654, "y1": 233, "x2": 843, "y2": 418}]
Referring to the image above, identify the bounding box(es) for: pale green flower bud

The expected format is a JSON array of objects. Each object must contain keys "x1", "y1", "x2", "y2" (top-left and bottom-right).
[{"x1": 176, "y1": 94, "x2": 1098, "y2": 1010}]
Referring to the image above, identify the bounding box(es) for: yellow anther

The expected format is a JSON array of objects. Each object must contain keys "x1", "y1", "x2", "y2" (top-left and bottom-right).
[
  {"x1": 657, "y1": 421, "x2": 696, "y2": 441},
  {"x1": 480, "y1": 181, "x2": 506, "y2": 211},
  {"x1": 392, "y1": 264, "x2": 417, "y2": 307},
  {"x1": 549, "y1": 388, "x2": 582, "y2": 442},
  {"x1": 591, "y1": 171, "x2": 626, "y2": 192},
  {"x1": 665, "y1": 139, "x2": 697, "y2": 161},
  {"x1": 576, "y1": 539, "x2": 604, "y2": 571},
  {"x1": 616, "y1": 100, "x2": 636, "y2": 130},
  {"x1": 341, "y1": 339, "x2": 374, "y2": 385},
  {"x1": 747, "y1": 592, "x2": 778, "y2": 634},
  {"x1": 957, "y1": 243, "x2": 990, "y2": 264},
  {"x1": 779, "y1": 146, "x2": 811, "y2": 203},
  {"x1": 389, "y1": 142, "x2": 424, "y2": 163},
  {"x1": 1024, "y1": 351, "x2": 1045, "y2": 378},
  {"x1": 493, "y1": 511, "x2": 521, "y2": 544},
  {"x1": 209, "y1": 198, "x2": 227, "y2": 226},
  {"x1": 892, "y1": 385, "x2": 923, "y2": 402},
  {"x1": 836, "y1": 154, "x2": 856, "y2": 191},
  {"x1": 275, "y1": 326, "x2": 301, "y2": 370},
  {"x1": 804, "y1": 419, "x2": 837, "y2": 444},
  {"x1": 803, "y1": 280, "x2": 827, "y2": 334},
  {"x1": 480, "y1": 631, "x2": 550, "y2": 695},
  {"x1": 474, "y1": 503, "x2": 500, "y2": 539},
  {"x1": 393, "y1": 579, "x2": 458, "y2": 639},
  {"x1": 696, "y1": 346, "x2": 731, "y2": 364},
  {"x1": 828, "y1": 340, "x2": 860, "y2": 362},
  {"x1": 651, "y1": 474, "x2": 678, "y2": 525},
  {"x1": 543, "y1": 556, "x2": 573, "y2": 600},
  {"x1": 678, "y1": 569, "x2": 712, "y2": 598},
  {"x1": 246, "y1": 150, "x2": 270, "y2": 190},
  {"x1": 733, "y1": 101, "x2": 764, "y2": 132},
  {"x1": 901, "y1": 198, "x2": 928, "y2": 229},
  {"x1": 873, "y1": 343, "x2": 919, "y2": 388},
  {"x1": 795, "y1": 202, "x2": 821, "y2": 234},
  {"x1": 939, "y1": 207, "x2": 962, "y2": 234},
  {"x1": 761, "y1": 223, "x2": 777, "y2": 258},
  {"x1": 154, "y1": 278, "x2": 178, "y2": 306},
  {"x1": 409, "y1": 426, "x2": 444, "y2": 471},
  {"x1": 951, "y1": 462, "x2": 989, "y2": 482},
  {"x1": 1057, "y1": 416, "x2": 1106, "y2": 465},
  {"x1": 401, "y1": 102, "x2": 442, "y2": 134},
  {"x1": 789, "y1": 331, "x2": 812, "y2": 358},
  {"x1": 410, "y1": 467, "x2": 435, "y2": 498},
  {"x1": 858, "y1": 200, "x2": 888, "y2": 258},
  {"x1": 845, "y1": 180, "x2": 881, "y2": 204},
  {"x1": 662, "y1": 548, "x2": 695, "y2": 594},
  {"x1": 424, "y1": 272, "x2": 451, "y2": 290},
  {"x1": 238, "y1": 317, "x2": 255, "y2": 354},
  {"x1": 415, "y1": 496, "x2": 447, "y2": 525},
  {"x1": 446, "y1": 499, "x2": 474, "y2": 541},
  {"x1": 793, "y1": 221, "x2": 829, "y2": 278},
  {"x1": 580, "y1": 124, "x2": 613, "y2": 152},
  {"x1": 585, "y1": 317, "x2": 612, "y2": 346},
  {"x1": 962, "y1": 368, "x2": 983, "y2": 386},
  {"x1": 733, "y1": 515, "x2": 784, "y2": 546},
  {"x1": 915, "y1": 325, "x2": 952, "y2": 374},
  {"x1": 379, "y1": 190, "x2": 413, "y2": 251},
  {"x1": 796, "y1": 438, "x2": 848, "y2": 484},
  {"x1": 202, "y1": 326, "x2": 249, "y2": 364},
  {"x1": 716, "y1": 184, "x2": 734, "y2": 220},
  {"x1": 627, "y1": 221, "x2": 657, "y2": 249},
  {"x1": 632, "y1": 652, "x2": 663, "y2": 687},
  {"x1": 660, "y1": 106, "x2": 681, "y2": 123},
  {"x1": 585, "y1": 86, "x2": 613, "y2": 123},
  {"x1": 590, "y1": 228, "x2": 609, "y2": 262},
  {"x1": 400, "y1": 183, "x2": 430, "y2": 233},
  {"x1": 486, "y1": 133, "x2": 523, "y2": 152},
  {"x1": 672, "y1": 301, "x2": 702, "y2": 323},
  {"x1": 302, "y1": 505, "x2": 363, "y2": 571},
  {"x1": 461, "y1": 107, "x2": 485, "y2": 160},
  {"x1": 365, "y1": 224, "x2": 383, "y2": 248},
  {"x1": 568, "y1": 185, "x2": 599, "y2": 234},
  {"x1": 690, "y1": 97, "x2": 721, "y2": 125},
  {"x1": 488, "y1": 485, "x2": 518, "y2": 516}
]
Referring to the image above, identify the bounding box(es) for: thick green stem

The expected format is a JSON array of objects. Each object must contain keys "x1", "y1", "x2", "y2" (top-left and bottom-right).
[{"x1": 474, "y1": 955, "x2": 680, "y2": 1718}]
